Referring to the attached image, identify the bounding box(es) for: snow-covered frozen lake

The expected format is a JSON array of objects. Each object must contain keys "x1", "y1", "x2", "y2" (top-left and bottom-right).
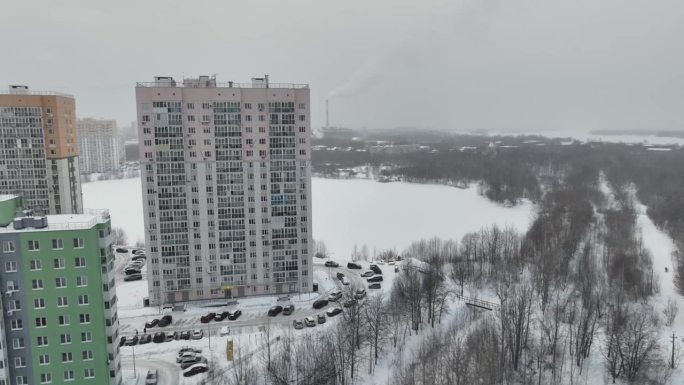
[{"x1": 82, "y1": 177, "x2": 534, "y2": 258}]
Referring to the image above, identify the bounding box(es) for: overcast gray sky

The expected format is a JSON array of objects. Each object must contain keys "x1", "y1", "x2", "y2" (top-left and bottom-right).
[{"x1": 1, "y1": 0, "x2": 683, "y2": 132}]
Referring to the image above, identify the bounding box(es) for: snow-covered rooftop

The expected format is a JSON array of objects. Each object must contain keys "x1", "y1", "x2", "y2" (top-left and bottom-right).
[{"x1": 0, "y1": 209, "x2": 110, "y2": 233}]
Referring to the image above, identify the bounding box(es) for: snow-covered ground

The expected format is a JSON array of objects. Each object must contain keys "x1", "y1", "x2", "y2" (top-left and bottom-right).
[
  {"x1": 480, "y1": 129, "x2": 684, "y2": 146},
  {"x1": 83, "y1": 176, "x2": 534, "y2": 258}
]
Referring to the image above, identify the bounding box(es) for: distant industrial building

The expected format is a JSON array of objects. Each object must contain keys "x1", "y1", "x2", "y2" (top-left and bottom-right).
[{"x1": 77, "y1": 118, "x2": 124, "y2": 173}]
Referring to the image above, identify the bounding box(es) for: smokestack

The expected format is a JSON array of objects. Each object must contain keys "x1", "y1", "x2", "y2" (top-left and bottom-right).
[{"x1": 326, "y1": 99, "x2": 329, "y2": 128}]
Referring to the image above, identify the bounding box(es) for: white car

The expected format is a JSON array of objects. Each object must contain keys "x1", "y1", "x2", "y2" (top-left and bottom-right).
[
  {"x1": 191, "y1": 330, "x2": 204, "y2": 340},
  {"x1": 305, "y1": 316, "x2": 316, "y2": 327},
  {"x1": 176, "y1": 352, "x2": 199, "y2": 363},
  {"x1": 341, "y1": 277, "x2": 350, "y2": 285},
  {"x1": 220, "y1": 326, "x2": 230, "y2": 336}
]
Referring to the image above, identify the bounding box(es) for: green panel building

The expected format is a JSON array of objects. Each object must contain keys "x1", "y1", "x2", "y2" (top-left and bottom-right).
[{"x1": 0, "y1": 195, "x2": 120, "y2": 385}]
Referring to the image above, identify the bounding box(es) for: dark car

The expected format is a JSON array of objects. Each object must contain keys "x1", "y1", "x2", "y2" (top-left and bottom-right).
[
  {"x1": 125, "y1": 267, "x2": 141, "y2": 275},
  {"x1": 139, "y1": 334, "x2": 152, "y2": 344},
  {"x1": 115, "y1": 247, "x2": 128, "y2": 253},
  {"x1": 324, "y1": 260, "x2": 339, "y2": 267},
  {"x1": 183, "y1": 363, "x2": 208, "y2": 377},
  {"x1": 228, "y1": 310, "x2": 242, "y2": 320},
  {"x1": 326, "y1": 307, "x2": 343, "y2": 317},
  {"x1": 343, "y1": 299, "x2": 358, "y2": 308},
  {"x1": 268, "y1": 306, "x2": 283, "y2": 316},
  {"x1": 367, "y1": 275, "x2": 384, "y2": 283},
  {"x1": 125, "y1": 335, "x2": 139, "y2": 346},
  {"x1": 347, "y1": 262, "x2": 362, "y2": 269},
  {"x1": 124, "y1": 273, "x2": 142, "y2": 282},
  {"x1": 336, "y1": 272, "x2": 345, "y2": 280},
  {"x1": 369, "y1": 283, "x2": 381, "y2": 289},
  {"x1": 132, "y1": 255, "x2": 146, "y2": 261},
  {"x1": 132, "y1": 249, "x2": 145, "y2": 255},
  {"x1": 158, "y1": 315, "x2": 172, "y2": 327},
  {"x1": 179, "y1": 331, "x2": 190, "y2": 340},
  {"x1": 145, "y1": 319, "x2": 159, "y2": 329},
  {"x1": 119, "y1": 336, "x2": 127, "y2": 347},
  {"x1": 181, "y1": 357, "x2": 207, "y2": 370},
  {"x1": 283, "y1": 305, "x2": 295, "y2": 315},
  {"x1": 214, "y1": 311, "x2": 229, "y2": 322},
  {"x1": 370, "y1": 264, "x2": 382, "y2": 275},
  {"x1": 200, "y1": 313, "x2": 216, "y2": 323},
  {"x1": 152, "y1": 332, "x2": 165, "y2": 343},
  {"x1": 313, "y1": 299, "x2": 329, "y2": 309},
  {"x1": 317, "y1": 314, "x2": 326, "y2": 324},
  {"x1": 361, "y1": 271, "x2": 375, "y2": 277}
]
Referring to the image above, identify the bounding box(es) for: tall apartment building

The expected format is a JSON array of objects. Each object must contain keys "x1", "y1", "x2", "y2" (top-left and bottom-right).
[
  {"x1": 136, "y1": 75, "x2": 313, "y2": 305},
  {"x1": 0, "y1": 195, "x2": 120, "y2": 385},
  {"x1": 0, "y1": 86, "x2": 82, "y2": 215},
  {"x1": 77, "y1": 118, "x2": 123, "y2": 173}
]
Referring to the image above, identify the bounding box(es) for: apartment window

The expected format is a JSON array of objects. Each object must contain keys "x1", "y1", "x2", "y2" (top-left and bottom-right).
[
  {"x1": 73, "y1": 238, "x2": 84, "y2": 248},
  {"x1": 76, "y1": 276, "x2": 88, "y2": 287},
  {"x1": 259, "y1": 127, "x2": 266, "y2": 133},
  {"x1": 80, "y1": 313, "x2": 91, "y2": 324},
  {"x1": 298, "y1": 103, "x2": 306, "y2": 109},
  {"x1": 246, "y1": 138, "x2": 253, "y2": 145},
  {"x1": 34, "y1": 299, "x2": 45, "y2": 309},
  {"x1": 60, "y1": 334, "x2": 71, "y2": 344},
  {"x1": 246, "y1": 150, "x2": 253, "y2": 156},
  {"x1": 82, "y1": 350, "x2": 93, "y2": 360},
  {"x1": 11, "y1": 319, "x2": 22, "y2": 330},
  {"x1": 259, "y1": 138, "x2": 266, "y2": 145},
  {"x1": 62, "y1": 352, "x2": 73, "y2": 363},
  {"x1": 28, "y1": 240, "x2": 40, "y2": 250},
  {"x1": 39, "y1": 354, "x2": 50, "y2": 365},
  {"x1": 299, "y1": 126, "x2": 306, "y2": 132},
  {"x1": 30, "y1": 260, "x2": 42, "y2": 270},
  {"x1": 14, "y1": 357, "x2": 26, "y2": 368},
  {"x1": 299, "y1": 115, "x2": 305, "y2": 121},
  {"x1": 57, "y1": 296, "x2": 68, "y2": 307},
  {"x1": 84, "y1": 368, "x2": 95, "y2": 379},
  {"x1": 13, "y1": 338, "x2": 24, "y2": 349},
  {"x1": 59, "y1": 315, "x2": 70, "y2": 325},
  {"x1": 81, "y1": 332, "x2": 93, "y2": 342},
  {"x1": 16, "y1": 376, "x2": 28, "y2": 385},
  {"x1": 52, "y1": 239, "x2": 63, "y2": 249},
  {"x1": 5, "y1": 261, "x2": 17, "y2": 272},
  {"x1": 40, "y1": 373, "x2": 51, "y2": 384},
  {"x1": 32, "y1": 279, "x2": 44, "y2": 290},
  {"x1": 78, "y1": 295, "x2": 89, "y2": 305},
  {"x1": 55, "y1": 278, "x2": 66, "y2": 288},
  {"x1": 37, "y1": 336, "x2": 48, "y2": 346},
  {"x1": 2, "y1": 241, "x2": 15, "y2": 253},
  {"x1": 54, "y1": 258, "x2": 65, "y2": 269},
  {"x1": 75, "y1": 257, "x2": 86, "y2": 268}
]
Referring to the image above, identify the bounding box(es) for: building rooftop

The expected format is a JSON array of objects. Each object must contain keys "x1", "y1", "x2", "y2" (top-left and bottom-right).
[
  {"x1": 136, "y1": 75, "x2": 308, "y2": 89},
  {"x1": 0, "y1": 209, "x2": 110, "y2": 234},
  {"x1": 0, "y1": 85, "x2": 73, "y2": 98}
]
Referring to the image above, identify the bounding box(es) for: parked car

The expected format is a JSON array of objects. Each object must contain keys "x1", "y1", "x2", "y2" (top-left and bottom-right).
[
  {"x1": 228, "y1": 309, "x2": 242, "y2": 320},
  {"x1": 367, "y1": 275, "x2": 384, "y2": 283},
  {"x1": 183, "y1": 363, "x2": 208, "y2": 377},
  {"x1": 324, "y1": 260, "x2": 339, "y2": 267},
  {"x1": 326, "y1": 307, "x2": 343, "y2": 317},
  {"x1": 268, "y1": 306, "x2": 283, "y2": 316},
  {"x1": 336, "y1": 272, "x2": 345, "y2": 280},
  {"x1": 377, "y1": 260, "x2": 385, "y2": 265},
  {"x1": 124, "y1": 273, "x2": 142, "y2": 282},
  {"x1": 388, "y1": 260, "x2": 396, "y2": 265},
  {"x1": 283, "y1": 305, "x2": 295, "y2": 315},
  {"x1": 361, "y1": 271, "x2": 374, "y2": 277},
  {"x1": 317, "y1": 314, "x2": 327, "y2": 324},
  {"x1": 181, "y1": 357, "x2": 207, "y2": 370},
  {"x1": 313, "y1": 299, "x2": 329, "y2": 309},
  {"x1": 220, "y1": 326, "x2": 230, "y2": 336},
  {"x1": 152, "y1": 332, "x2": 165, "y2": 343},
  {"x1": 179, "y1": 331, "x2": 190, "y2": 340},
  {"x1": 344, "y1": 299, "x2": 358, "y2": 308},
  {"x1": 214, "y1": 311, "x2": 229, "y2": 321},
  {"x1": 178, "y1": 347, "x2": 202, "y2": 355},
  {"x1": 370, "y1": 264, "x2": 382, "y2": 275},
  {"x1": 347, "y1": 262, "x2": 362, "y2": 269},
  {"x1": 165, "y1": 332, "x2": 176, "y2": 342},
  {"x1": 145, "y1": 369, "x2": 158, "y2": 385},
  {"x1": 354, "y1": 289, "x2": 366, "y2": 300},
  {"x1": 132, "y1": 255, "x2": 146, "y2": 261},
  {"x1": 369, "y1": 283, "x2": 382, "y2": 289},
  {"x1": 191, "y1": 330, "x2": 204, "y2": 340},
  {"x1": 305, "y1": 316, "x2": 316, "y2": 327},
  {"x1": 119, "y1": 336, "x2": 127, "y2": 347},
  {"x1": 158, "y1": 315, "x2": 172, "y2": 327},
  {"x1": 200, "y1": 313, "x2": 216, "y2": 323},
  {"x1": 132, "y1": 249, "x2": 145, "y2": 255},
  {"x1": 178, "y1": 352, "x2": 202, "y2": 364},
  {"x1": 293, "y1": 319, "x2": 304, "y2": 329},
  {"x1": 124, "y1": 267, "x2": 141, "y2": 275},
  {"x1": 115, "y1": 247, "x2": 128, "y2": 253},
  {"x1": 341, "y1": 277, "x2": 350, "y2": 285},
  {"x1": 125, "y1": 335, "x2": 139, "y2": 346},
  {"x1": 327, "y1": 291, "x2": 342, "y2": 302},
  {"x1": 139, "y1": 334, "x2": 152, "y2": 344},
  {"x1": 145, "y1": 319, "x2": 159, "y2": 328}
]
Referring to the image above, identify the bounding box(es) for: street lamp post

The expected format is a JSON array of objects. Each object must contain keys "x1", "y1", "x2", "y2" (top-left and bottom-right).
[{"x1": 132, "y1": 344, "x2": 137, "y2": 379}]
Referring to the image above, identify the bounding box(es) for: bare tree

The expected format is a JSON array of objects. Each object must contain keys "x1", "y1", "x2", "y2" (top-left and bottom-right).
[
  {"x1": 111, "y1": 227, "x2": 128, "y2": 246},
  {"x1": 663, "y1": 297, "x2": 679, "y2": 327}
]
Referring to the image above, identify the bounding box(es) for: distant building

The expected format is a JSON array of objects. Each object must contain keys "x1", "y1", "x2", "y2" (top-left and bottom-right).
[
  {"x1": 77, "y1": 118, "x2": 123, "y2": 173},
  {"x1": 321, "y1": 127, "x2": 356, "y2": 141},
  {"x1": 124, "y1": 140, "x2": 139, "y2": 162},
  {"x1": 136, "y1": 75, "x2": 313, "y2": 305},
  {"x1": 0, "y1": 195, "x2": 121, "y2": 385},
  {"x1": 0, "y1": 85, "x2": 82, "y2": 214}
]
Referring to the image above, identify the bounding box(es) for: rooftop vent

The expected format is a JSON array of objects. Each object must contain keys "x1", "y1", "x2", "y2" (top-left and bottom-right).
[{"x1": 9, "y1": 85, "x2": 29, "y2": 95}]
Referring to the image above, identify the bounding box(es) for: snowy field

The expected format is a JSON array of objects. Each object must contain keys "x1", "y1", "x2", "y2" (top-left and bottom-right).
[
  {"x1": 480, "y1": 128, "x2": 684, "y2": 146},
  {"x1": 82, "y1": 176, "x2": 534, "y2": 258}
]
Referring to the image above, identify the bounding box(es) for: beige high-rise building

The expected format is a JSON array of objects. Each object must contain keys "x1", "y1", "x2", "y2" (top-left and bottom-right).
[
  {"x1": 136, "y1": 75, "x2": 313, "y2": 305},
  {"x1": 0, "y1": 85, "x2": 83, "y2": 214},
  {"x1": 77, "y1": 118, "x2": 123, "y2": 173}
]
